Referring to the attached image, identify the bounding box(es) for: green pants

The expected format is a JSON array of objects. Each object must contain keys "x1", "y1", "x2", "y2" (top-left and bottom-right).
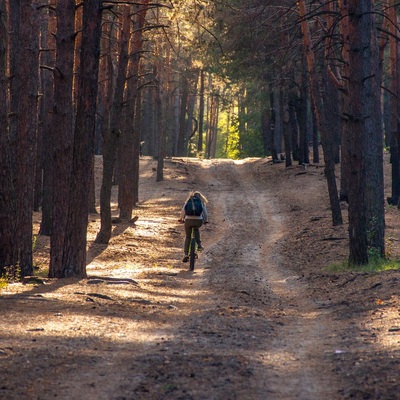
[{"x1": 184, "y1": 219, "x2": 203, "y2": 254}]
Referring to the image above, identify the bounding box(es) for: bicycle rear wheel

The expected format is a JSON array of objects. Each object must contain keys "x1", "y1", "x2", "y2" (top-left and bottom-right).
[{"x1": 189, "y1": 237, "x2": 196, "y2": 271}]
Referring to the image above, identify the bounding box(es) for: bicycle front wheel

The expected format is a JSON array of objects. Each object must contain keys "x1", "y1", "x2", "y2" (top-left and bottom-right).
[{"x1": 189, "y1": 237, "x2": 196, "y2": 271}]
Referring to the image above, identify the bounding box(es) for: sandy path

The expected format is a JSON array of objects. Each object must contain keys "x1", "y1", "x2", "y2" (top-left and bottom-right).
[
  {"x1": 1, "y1": 157, "x2": 345, "y2": 400},
  {"x1": 172, "y1": 158, "x2": 342, "y2": 399}
]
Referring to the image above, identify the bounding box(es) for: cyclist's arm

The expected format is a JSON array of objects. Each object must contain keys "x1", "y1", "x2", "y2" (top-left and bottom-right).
[
  {"x1": 202, "y1": 205, "x2": 209, "y2": 223},
  {"x1": 179, "y1": 206, "x2": 186, "y2": 222}
]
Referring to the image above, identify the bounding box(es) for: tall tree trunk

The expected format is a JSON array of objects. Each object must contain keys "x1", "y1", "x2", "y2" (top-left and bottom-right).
[
  {"x1": 310, "y1": 104, "x2": 319, "y2": 163},
  {"x1": 0, "y1": 0, "x2": 16, "y2": 273},
  {"x1": 156, "y1": 43, "x2": 170, "y2": 180},
  {"x1": 346, "y1": 0, "x2": 384, "y2": 264},
  {"x1": 96, "y1": 6, "x2": 130, "y2": 243},
  {"x1": 280, "y1": 89, "x2": 292, "y2": 167},
  {"x1": 338, "y1": 0, "x2": 350, "y2": 203},
  {"x1": 289, "y1": 97, "x2": 300, "y2": 162},
  {"x1": 62, "y1": 0, "x2": 102, "y2": 277},
  {"x1": 133, "y1": 90, "x2": 142, "y2": 204},
  {"x1": 48, "y1": 0, "x2": 76, "y2": 278},
  {"x1": 359, "y1": 3, "x2": 385, "y2": 256},
  {"x1": 197, "y1": 69, "x2": 205, "y2": 155},
  {"x1": 119, "y1": 1, "x2": 149, "y2": 215},
  {"x1": 261, "y1": 83, "x2": 270, "y2": 157},
  {"x1": 177, "y1": 74, "x2": 188, "y2": 156},
  {"x1": 298, "y1": 0, "x2": 342, "y2": 226},
  {"x1": 269, "y1": 84, "x2": 278, "y2": 162},
  {"x1": 156, "y1": 79, "x2": 166, "y2": 181},
  {"x1": 39, "y1": 7, "x2": 56, "y2": 236},
  {"x1": 206, "y1": 94, "x2": 218, "y2": 159},
  {"x1": 210, "y1": 94, "x2": 219, "y2": 158},
  {"x1": 388, "y1": 1, "x2": 400, "y2": 205},
  {"x1": 295, "y1": 75, "x2": 308, "y2": 165},
  {"x1": 185, "y1": 74, "x2": 198, "y2": 155},
  {"x1": 119, "y1": 7, "x2": 137, "y2": 221},
  {"x1": 15, "y1": 0, "x2": 40, "y2": 277}
]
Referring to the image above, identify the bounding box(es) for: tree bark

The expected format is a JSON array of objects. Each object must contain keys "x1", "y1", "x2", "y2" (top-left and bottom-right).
[
  {"x1": 197, "y1": 69, "x2": 205, "y2": 155},
  {"x1": 48, "y1": 0, "x2": 76, "y2": 278},
  {"x1": 310, "y1": 101, "x2": 319, "y2": 164},
  {"x1": 156, "y1": 71, "x2": 166, "y2": 181},
  {"x1": 346, "y1": 0, "x2": 384, "y2": 264},
  {"x1": 177, "y1": 74, "x2": 188, "y2": 156},
  {"x1": 119, "y1": 1, "x2": 149, "y2": 217},
  {"x1": 280, "y1": 89, "x2": 292, "y2": 167},
  {"x1": 388, "y1": 0, "x2": 400, "y2": 205},
  {"x1": 15, "y1": 0, "x2": 40, "y2": 277},
  {"x1": 96, "y1": 6, "x2": 130, "y2": 243},
  {"x1": 0, "y1": 0, "x2": 16, "y2": 274},
  {"x1": 297, "y1": 0, "x2": 342, "y2": 226},
  {"x1": 358, "y1": 2, "x2": 385, "y2": 257},
  {"x1": 39, "y1": 7, "x2": 56, "y2": 236},
  {"x1": 268, "y1": 84, "x2": 278, "y2": 162},
  {"x1": 62, "y1": 0, "x2": 102, "y2": 277}
]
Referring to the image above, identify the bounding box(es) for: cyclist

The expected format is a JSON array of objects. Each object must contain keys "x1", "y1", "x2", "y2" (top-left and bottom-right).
[{"x1": 178, "y1": 191, "x2": 208, "y2": 263}]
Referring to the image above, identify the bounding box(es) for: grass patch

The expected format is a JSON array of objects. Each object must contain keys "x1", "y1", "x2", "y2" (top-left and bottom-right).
[{"x1": 328, "y1": 257, "x2": 400, "y2": 273}]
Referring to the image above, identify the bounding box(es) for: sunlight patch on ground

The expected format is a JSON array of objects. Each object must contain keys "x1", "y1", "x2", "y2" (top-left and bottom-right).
[
  {"x1": 0, "y1": 318, "x2": 175, "y2": 347},
  {"x1": 365, "y1": 299, "x2": 400, "y2": 349},
  {"x1": 258, "y1": 349, "x2": 302, "y2": 367}
]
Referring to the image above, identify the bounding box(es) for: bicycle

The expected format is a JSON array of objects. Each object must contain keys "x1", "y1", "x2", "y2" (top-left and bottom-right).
[
  {"x1": 179, "y1": 219, "x2": 206, "y2": 271},
  {"x1": 188, "y1": 226, "x2": 199, "y2": 271}
]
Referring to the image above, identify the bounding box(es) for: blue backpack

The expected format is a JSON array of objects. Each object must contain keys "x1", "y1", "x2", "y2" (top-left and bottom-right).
[{"x1": 184, "y1": 196, "x2": 203, "y2": 216}]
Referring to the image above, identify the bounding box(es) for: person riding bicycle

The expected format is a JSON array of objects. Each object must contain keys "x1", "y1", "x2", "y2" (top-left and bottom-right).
[{"x1": 178, "y1": 191, "x2": 208, "y2": 263}]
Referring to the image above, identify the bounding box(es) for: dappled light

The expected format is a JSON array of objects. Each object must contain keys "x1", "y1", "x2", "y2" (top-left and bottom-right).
[
  {"x1": 1, "y1": 0, "x2": 400, "y2": 398},
  {"x1": 2, "y1": 156, "x2": 400, "y2": 398}
]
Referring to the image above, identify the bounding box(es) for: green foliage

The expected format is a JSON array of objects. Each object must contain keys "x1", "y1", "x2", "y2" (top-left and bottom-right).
[
  {"x1": 214, "y1": 99, "x2": 265, "y2": 159},
  {"x1": 238, "y1": 127, "x2": 264, "y2": 158},
  {"x1": 216, "y1": 124, "x2": 240, "y2": 159},
  {"x1": 328, "y1": 258, "x2": 400, "y2": 273},
  {"x1": 0, "y1": 264, "x2": 21, "y2": 287},
  {"x1": 0, "y1": 276, "x2": 8, "y2": 289}
]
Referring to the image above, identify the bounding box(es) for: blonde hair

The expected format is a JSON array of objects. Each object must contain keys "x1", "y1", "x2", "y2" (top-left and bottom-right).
[{"x1": 186, "y1": 190, "x2": 208, "y2": 204}]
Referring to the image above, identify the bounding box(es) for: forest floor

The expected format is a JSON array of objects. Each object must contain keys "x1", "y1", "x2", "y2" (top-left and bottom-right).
[{"x1": 1, "y1": 153, "x2": 400, "y2": 400}]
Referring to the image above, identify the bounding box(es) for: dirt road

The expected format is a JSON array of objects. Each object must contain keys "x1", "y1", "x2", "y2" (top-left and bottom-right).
[
  {"x1": 172, "y1": 159, "x2": 341, "y2": 399},
  {"x1": 1, "y1": 157, "x2": 399, "y2": 399}
]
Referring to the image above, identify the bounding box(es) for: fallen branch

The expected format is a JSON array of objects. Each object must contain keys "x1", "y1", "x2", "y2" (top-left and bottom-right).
[{"x1": 87, "y1": 276, "x2": 139, "y2": 285}]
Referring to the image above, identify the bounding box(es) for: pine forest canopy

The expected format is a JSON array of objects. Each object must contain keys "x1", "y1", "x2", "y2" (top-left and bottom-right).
[{"x1": 0, "y1": 0, "x2": 397, "y2": 278}]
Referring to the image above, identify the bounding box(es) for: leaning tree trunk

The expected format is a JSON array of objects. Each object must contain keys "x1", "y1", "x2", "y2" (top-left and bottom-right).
[{"x1": 61, "y1": 0, "x2": 103, "y2": 277}]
